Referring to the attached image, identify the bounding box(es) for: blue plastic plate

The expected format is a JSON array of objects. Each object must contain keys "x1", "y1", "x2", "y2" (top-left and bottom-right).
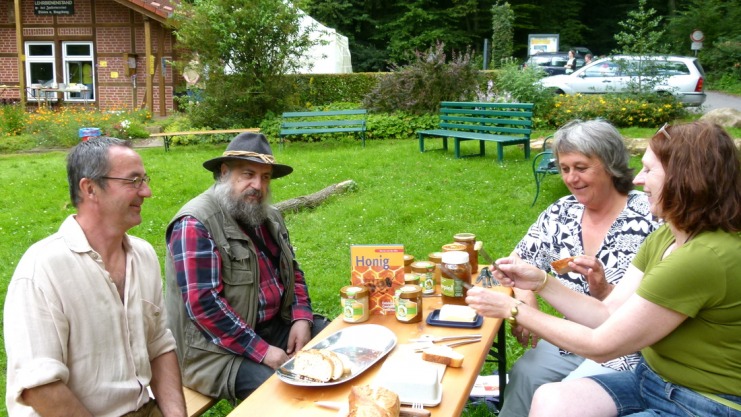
[{"x1": 426, "y1": 309, "x2": 483, "y2": 328}]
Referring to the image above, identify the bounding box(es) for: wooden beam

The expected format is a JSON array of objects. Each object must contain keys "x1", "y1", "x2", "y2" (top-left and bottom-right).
[
  {"x1": 144, "y1": 18, "x2": 153, "y2": 113},
  {"x1": 158, "y1": 23, "x2": 166, "y2": 117},
  {"x1": 14, "y1": 0, "x2": 25, "y2": 107}
]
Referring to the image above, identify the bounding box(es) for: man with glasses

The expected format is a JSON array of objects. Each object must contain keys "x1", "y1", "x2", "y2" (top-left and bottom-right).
[
  {"x1": 4, "y1": 137, "x2": 186, "y2": 417},
  {"x1": 164, "y1": 132, "x2": 327, "y2": 402}
]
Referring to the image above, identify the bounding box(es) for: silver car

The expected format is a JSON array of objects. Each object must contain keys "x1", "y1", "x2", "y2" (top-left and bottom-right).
[{"x1": 538, "y1": 55, "x2": 707, "y2": 106}]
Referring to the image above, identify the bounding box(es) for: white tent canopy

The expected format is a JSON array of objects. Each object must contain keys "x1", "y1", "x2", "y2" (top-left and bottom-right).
[{"x1": 296, "y1": 12, "x2": 353, "y2": 74}]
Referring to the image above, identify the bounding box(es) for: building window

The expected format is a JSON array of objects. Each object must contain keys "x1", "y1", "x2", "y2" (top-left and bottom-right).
[
  {"x1": 63, "y1": 42, "x2": 95, "y2": 101},
  {"x1": 25, "y1": 42, "x2": 56, "y2": 101}
]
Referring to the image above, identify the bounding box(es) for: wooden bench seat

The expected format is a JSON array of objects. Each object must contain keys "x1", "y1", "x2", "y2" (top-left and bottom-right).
[
  {"x1": 279, "y1": 109, "x2": 367, "y2": 147},
  {"x1": 183, "y1": 386, "x2": 216, "y2": 417},
  {"x1": 418, "y1": 102, "x2": 534, "y2": 163},
  {"x1": 149, "y1": 128, "x2": 260, "y2": 152}
]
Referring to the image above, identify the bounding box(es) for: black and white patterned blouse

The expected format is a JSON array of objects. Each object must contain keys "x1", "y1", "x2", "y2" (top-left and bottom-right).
[{"x1": 515, "y1": 190, "x2": 659, "y2": 371}]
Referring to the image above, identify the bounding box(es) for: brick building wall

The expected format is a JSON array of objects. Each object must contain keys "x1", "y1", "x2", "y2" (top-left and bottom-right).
[{"x1": 0, "y1": 0, "x2": 177, "y2": 114}]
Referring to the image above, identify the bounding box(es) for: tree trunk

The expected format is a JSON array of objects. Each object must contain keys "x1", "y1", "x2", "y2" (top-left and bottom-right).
[{"x1": 275, "y1": 180, "x2": 357, "y2": 213}]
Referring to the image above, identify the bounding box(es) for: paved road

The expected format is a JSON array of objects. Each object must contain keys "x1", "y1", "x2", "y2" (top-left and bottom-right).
[{"x1": 696, "y1": 91, "x2": 741, "y2": 112}]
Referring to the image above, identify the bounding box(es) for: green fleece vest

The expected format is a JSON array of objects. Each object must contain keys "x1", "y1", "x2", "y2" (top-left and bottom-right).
[{"x1": 164, "y1": 186, "x2": 297, "y2": 400}]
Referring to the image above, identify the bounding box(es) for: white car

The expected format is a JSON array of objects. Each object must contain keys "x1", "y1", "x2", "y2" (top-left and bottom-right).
[{"x1": 537, "y1": 55, "x2": 707, "y2": 106}]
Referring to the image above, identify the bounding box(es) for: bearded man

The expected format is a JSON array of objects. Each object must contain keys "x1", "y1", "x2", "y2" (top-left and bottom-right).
[{"x1": 164, "y1": 133, "x2": 327, "y2": 402}]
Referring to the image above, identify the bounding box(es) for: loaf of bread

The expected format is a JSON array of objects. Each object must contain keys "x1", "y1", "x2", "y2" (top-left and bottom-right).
[
  {"x1": 550, "y1": 256, "x2": 576, "y2": 275},
  {"x1": 438, "y1": 304, "x2": 477, "y2": 322},
  {"x1": 291, "y1": 349, "x2": 350, "y2": 382},
  {"x1": 348, "y1": 385, "x2": 400, "y2": 417},
  {"x1": 421, "y1": 346, "x2": 464, "y2": 368}
]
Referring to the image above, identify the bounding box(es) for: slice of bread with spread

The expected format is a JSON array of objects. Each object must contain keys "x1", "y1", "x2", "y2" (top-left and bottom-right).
[{"x1": 550, "y1": 256, "x2": 576, "y2": 275}]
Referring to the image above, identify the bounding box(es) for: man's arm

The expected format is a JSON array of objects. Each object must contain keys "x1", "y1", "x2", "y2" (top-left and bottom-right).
[
  {"x1": 149, "y1": 351, "x2": 187, "y2": 417},
  {"x1": 21, "y1": 382, "x2": 92, "y2": 417}
]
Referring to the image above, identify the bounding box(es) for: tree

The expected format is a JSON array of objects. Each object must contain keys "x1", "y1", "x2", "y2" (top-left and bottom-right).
[
  {"x1": 613, "y1": 0, "x2": 666, "y2": 55},
  {"x1": 173, "y1": 0, "x2": 316, "y2": 126},
  {"x1": 490, "y1": 1, "x2": 515, "y2": 68}
]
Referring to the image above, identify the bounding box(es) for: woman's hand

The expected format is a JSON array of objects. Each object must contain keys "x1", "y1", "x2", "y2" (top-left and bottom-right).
[
  {"x1": 465, "y1": 286, "x2": 515, "y2": 319},
  {"x1": 493, "y1": 258, "x2": 548, "y2": 291},
  {"x1": 570, "y1": 257, "x2": 613, "y2": 300}
]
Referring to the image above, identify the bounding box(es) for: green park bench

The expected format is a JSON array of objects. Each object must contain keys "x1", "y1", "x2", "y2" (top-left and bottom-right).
[{"x1": 279, "y1": 109, "x2": 368, "y2": 148}]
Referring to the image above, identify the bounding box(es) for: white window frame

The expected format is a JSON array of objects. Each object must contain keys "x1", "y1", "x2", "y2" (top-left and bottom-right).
[
  {"x1": 62, "y1": 42, "x2": 95, "y2": 102},
  {"x1": 25, "y1": 41, "x2": 56, "y2": 102}
]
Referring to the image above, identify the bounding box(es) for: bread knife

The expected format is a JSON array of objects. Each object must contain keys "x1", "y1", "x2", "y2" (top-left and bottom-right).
[{"x1": 315, "y1": 401, "x2": 431, "y2": 417}]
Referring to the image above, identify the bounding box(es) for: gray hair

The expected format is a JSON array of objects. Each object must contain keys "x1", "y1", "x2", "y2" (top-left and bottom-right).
[
  {"x1": 66, "y1": 137, "x2": 133, "y2": 207},
  {"x1": 553, "y1": 119, "x2": 634, "y2": 194}
]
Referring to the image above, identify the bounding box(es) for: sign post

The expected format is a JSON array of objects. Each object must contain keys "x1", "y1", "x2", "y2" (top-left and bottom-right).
[{"x1": 690, "y1": 29, "x2": 704, "y2": 56}]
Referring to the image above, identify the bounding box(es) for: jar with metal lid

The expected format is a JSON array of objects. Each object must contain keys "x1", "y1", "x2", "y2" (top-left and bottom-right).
[
  {"x1": 395, "y1": 284, "x2": 423, "y2": 323},
  {"x1": 428, "y1": 252, "x2": 444, "y2": 287},
  {"x1": 454, "y1": 232, "x2": 478, "y2": 273},
  {"x1": 404, "y1": 273, "x2": 420, "y2": 286},
  {"x1": 403, "y1": 254, "x2": 415, "y2": 273},
  {"x1": 340, "y1": 285, "x2": 370, "y2": 323},
  {"x1": 440, "y1": 251, "x2": 472, "y2": 305},
  {"x1": 411, "y1": 261, "x2": 435, "y2": 295},
  {"x1": 441, "y1": 242, "x2": 467, "y2": 252}
]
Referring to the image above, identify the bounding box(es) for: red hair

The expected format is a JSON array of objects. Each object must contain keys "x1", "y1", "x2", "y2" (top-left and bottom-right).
[{"x1": 650, "y1": 121, "x2": 741, "y2": 234}]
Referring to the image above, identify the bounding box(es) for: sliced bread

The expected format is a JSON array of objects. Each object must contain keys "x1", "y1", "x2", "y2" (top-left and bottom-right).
[{"x1": 421, "y1": 346, "x2": 464, "y2": 368}]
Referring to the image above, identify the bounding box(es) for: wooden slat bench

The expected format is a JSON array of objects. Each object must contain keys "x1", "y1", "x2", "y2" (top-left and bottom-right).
[
  {"x1": 279, "y1": 109, "x2": 367, "y2": 148},
  {"x1": 417, "y1": 102, "x2": 534, "y2": 163},
  {"x1": 149, "y1": 128, "x2": 260, "y2": 152},
  {"x1": 183, "y1": 386, "x2": 216, "y2": 417}
]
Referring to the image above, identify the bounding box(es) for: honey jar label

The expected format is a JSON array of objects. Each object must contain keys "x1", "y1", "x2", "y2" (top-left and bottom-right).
[
  {"x1": 343, "y1": 299, "x2": 367, "y2": 322},
  {"x1": 441, "y1": 276, "x2": 465, "y2": 297},
  {"x1": 422, "y1": 275, "x2": 435, "y2": 293},
  {"x1": 395, "y1": 298, "x2": 419, "y2": 322}
]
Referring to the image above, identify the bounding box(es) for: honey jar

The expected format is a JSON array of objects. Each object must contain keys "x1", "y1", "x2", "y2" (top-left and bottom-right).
[
  {"x1": 404, "y1": 273, "x2": 420, "y2": 286},
  {"x1": 395, "y1": 284, "x2": 423, "y2": 323},
  {"x1": 411, "y1": 260, "x2": 435, "y2": 295},
  {"x1": 340, "y1": 285, "x2": 370, "y2": 323},
  {"x1": 403, "y1": 254, "x2": 415, "y2": 273},
  {"x1": 428, "y1": 252, "x2": 444, "y2": 287},
  {"x1": 440, "y1": 251, "x2": 472, "y2": 305},
  {"x1": 454, "y1": 233, "x2": 478, "y2": 272},
  {"x1": 441, "y1": 242, "x2": 467, "y2": 252}
]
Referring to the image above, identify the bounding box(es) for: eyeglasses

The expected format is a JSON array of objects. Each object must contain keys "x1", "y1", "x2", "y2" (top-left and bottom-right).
[
  {"x1": 656, "y1": 123, "x2": 671, "y2": 140},
  {"x1": 101, "y1": 174, "x2": 151, "y2": 188}
]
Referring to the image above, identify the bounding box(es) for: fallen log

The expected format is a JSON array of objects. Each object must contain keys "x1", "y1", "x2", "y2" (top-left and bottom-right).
[{"x1": 275, "y1": 180, "x2": 357, "y2": 213}]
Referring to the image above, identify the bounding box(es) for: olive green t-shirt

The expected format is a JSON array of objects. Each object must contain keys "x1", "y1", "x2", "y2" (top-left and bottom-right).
[{"x1": 633, "y1": 225, "x2": 741, "y2": 395}]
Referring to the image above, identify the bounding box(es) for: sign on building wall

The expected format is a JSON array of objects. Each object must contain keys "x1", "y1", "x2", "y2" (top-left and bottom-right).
[{"x1": 34, "y1": 0, "x2": 75, "y2": 15}]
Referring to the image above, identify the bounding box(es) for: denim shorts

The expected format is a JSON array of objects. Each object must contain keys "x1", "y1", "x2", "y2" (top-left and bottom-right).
[{"x1": 588, "y1": 359, "x2": 741, "y2": 416}]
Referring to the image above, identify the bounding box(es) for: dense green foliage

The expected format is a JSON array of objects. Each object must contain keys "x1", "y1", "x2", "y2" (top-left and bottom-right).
[
  {"x1": 490, "y1": 1, "x2": 515, "y2": 68},
  {"x1": 613, "y1": 0, "x2": 666, "y2": 55},
  {"x1": 362, "y1": 43, "x2": 481, "y2": 114}
]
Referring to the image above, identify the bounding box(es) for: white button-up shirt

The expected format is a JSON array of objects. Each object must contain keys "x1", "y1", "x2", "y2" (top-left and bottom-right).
[{"x1": 4, "y1": 215, "x2": 176, "y2": 416}]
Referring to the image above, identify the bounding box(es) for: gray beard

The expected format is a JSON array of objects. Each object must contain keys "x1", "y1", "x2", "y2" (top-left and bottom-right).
[{"x1": 214, "y1": 180, "x2": 270, "y2": 228}]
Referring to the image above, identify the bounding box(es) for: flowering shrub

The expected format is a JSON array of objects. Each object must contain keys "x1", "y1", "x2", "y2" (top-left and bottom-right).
[
  {"x1": 541, "y1": 93, "x2": 687, "y2": 128},
  {"x1": 0, "y1": 106, "x2": 152, "y2": 148}
]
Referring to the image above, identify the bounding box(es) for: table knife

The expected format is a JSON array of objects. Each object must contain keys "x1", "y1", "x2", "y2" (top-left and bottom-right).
[{"x1": 315, "y1": 401, "x2": 431, "y2": 417}]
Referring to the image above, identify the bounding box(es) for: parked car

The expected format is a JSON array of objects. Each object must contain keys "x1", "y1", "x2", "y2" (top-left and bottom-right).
[
  {"x1": 523, "y1": 52, "x2": 586, "y2": 76},
  {"x1": 537, "y1": 55, "x2": 707, "y2": 106}
]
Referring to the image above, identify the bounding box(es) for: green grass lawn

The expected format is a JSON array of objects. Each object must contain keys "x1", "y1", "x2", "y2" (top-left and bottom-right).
[{"x1": 2, "y1": 137, "x2": 634, "y2": 416}]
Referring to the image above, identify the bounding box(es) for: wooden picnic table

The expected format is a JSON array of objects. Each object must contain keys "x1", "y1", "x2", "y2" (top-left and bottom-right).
[{"x1": 227, "y1": 285, "x2": 512, "y2": 417}]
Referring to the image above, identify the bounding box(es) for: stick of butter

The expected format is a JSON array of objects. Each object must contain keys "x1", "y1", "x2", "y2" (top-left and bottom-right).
[{"x1": 439, "y1": 305, "x2": 477, "y2": 322}]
